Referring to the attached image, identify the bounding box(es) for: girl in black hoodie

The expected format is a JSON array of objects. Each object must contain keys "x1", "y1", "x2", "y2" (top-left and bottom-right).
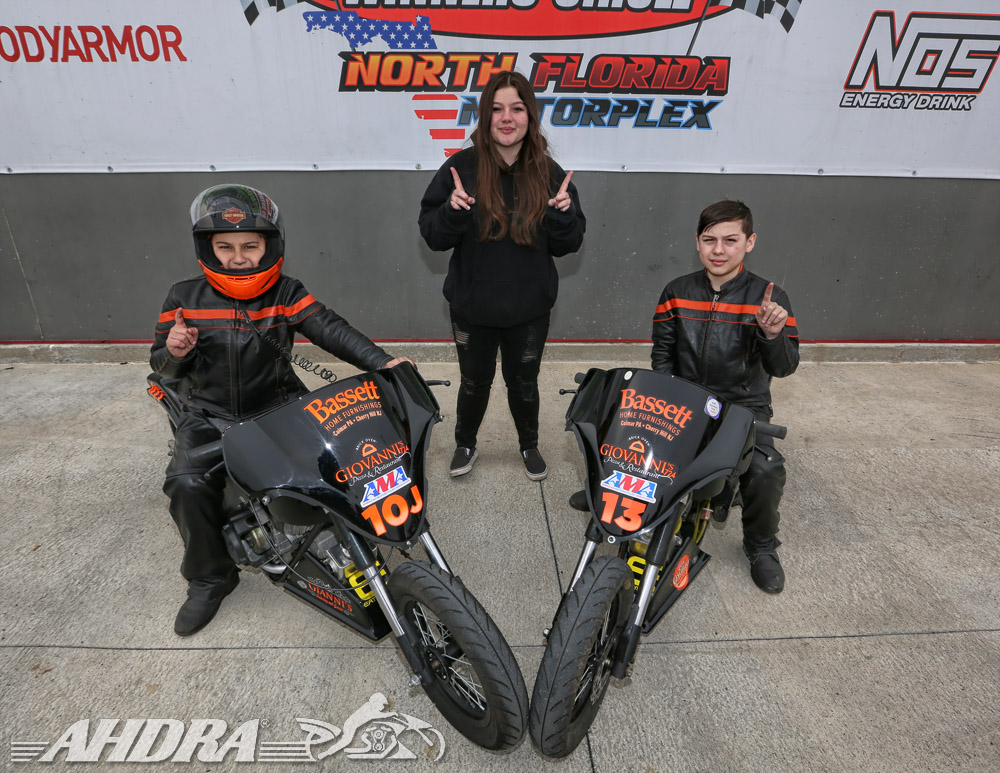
[{"x1": 418, "y1": 70, "x2": 586, "y2": 481}]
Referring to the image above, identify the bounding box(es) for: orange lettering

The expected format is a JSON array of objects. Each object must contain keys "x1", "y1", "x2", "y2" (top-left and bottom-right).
[
  {"x1": 619, "y1": 389, "x2": 691, "y2": 429},
  {"x1": 600, "y1": 492, "x2": 617, "y2": 523},
  {"x1": 363, "y1": 488, "x2": 417, "y2": 535},
  {"x1": 304, "y1": 399, "x2": 332, "y2": 422},
  {"x1": 361, "y1": 503, "x2": 386, "y2": 536},
  {"x1": 409, "y1": 484, "x2": 423, "y2": 514},
  {"x1": 614, "y1": 498, "x2": 646, "y2": 532},
  {"x1": 382, "y1": 494, "x2": 409, "y2": 527},
  {"x1": 599, "y1": 491, "x2": 646, "y2": 531}
]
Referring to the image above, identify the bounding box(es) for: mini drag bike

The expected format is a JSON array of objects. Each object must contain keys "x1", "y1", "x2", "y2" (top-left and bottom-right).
[
  {"x1": 147, "y1": 362, "x2": 528, "y2": 751},
  {"x1": 528, "y1": 367, "x2": 785, "y2": 757}
]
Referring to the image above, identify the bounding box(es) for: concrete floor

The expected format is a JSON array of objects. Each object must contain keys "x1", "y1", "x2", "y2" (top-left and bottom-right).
[{"x1": 1, "y1": 353, "x2": 998, "y2": 772}]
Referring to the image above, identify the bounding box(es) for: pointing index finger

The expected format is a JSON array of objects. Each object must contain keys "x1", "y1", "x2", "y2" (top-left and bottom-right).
[
  {"x1": 557, "y1": 171, "x2": 574, "y2": 197},
  {"x1": 761, "y1": 282, "x2": 774, "y2": 308},
  {"x1": 450, "y1": 166, "x2": 466, "y2": 194},
  {"x1": 174, "y1": 308, "x2": 186, "y2": 326}
]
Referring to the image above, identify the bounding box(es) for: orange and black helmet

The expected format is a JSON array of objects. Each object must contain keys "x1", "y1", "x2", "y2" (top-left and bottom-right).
[{"x1": 190, "y1": 184, "x2": 284, "y2": 299}]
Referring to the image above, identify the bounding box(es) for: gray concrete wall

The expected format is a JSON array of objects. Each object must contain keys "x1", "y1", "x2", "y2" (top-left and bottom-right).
[{"x1": 1, "y1": 171, "x2": 998, "y2": 343}]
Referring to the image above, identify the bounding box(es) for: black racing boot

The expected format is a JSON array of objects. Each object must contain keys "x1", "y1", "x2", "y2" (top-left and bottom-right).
[
  {"x1": 743, "y1": 540, "x2": 784, "y2": 594},
  {"x1": 568, "y1": 489, "x2": 588, "y2": 511},
  {"x1": 174, "y1": 570, "x2": 240, "y2": 636}
]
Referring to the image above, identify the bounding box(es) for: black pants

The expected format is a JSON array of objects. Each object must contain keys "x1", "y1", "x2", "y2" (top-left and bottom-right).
[
  {"x1": 450, "y1": 307, "x2": 549, "y2": 452},
  {"x1": 739, "y1": 407, "x2": 787, "y2": 550},
  {"x1": 162, "y1": 410, "x2": 235, "y2": 592}
]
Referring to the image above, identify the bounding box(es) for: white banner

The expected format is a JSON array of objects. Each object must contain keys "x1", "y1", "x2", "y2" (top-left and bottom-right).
[{"x1": 1, "y1": 0, "x2": 997, "y2": 178}]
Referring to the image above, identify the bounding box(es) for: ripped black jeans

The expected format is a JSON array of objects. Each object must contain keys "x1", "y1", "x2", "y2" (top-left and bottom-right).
[{"x1": 450, "y1": 307, "x2": 550, "y2": 452}]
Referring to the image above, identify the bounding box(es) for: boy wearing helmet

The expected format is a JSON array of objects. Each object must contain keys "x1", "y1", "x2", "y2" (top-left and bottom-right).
[{"x1": 151, "y1": 185, "x2": 409, "y2": 636}]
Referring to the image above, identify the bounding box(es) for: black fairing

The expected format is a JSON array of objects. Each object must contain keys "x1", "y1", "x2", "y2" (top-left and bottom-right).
[
  {"x1": 222, "y1": 362, "x2": 440, "y2": 546},
  {"x1": 566, "y1": 367, "x2": 754, "y2": 541}
]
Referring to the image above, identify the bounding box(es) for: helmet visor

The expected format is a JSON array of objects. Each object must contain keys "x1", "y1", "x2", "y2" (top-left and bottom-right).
[{"x1": 190, "y1": 184, "x2": 280, "y2": 233}]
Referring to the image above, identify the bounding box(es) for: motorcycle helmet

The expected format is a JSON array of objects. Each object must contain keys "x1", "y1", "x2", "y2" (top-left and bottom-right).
[{"x1": 190, "y1": 184, "x2": 285, "y2": 299}]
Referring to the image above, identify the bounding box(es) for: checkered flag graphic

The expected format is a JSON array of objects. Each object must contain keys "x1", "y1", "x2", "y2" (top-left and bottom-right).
[
  {"x1": 715, "y1": 0, "x2": 802, "y2": 32},
  {"x1": 240, "y1": 0, "x2": 304, "y2": 25}
]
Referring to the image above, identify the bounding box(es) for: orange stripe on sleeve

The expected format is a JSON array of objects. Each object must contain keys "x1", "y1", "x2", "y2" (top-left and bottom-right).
[{"x1": 249, "y1": 294, "x2": 317, "y2": 320}]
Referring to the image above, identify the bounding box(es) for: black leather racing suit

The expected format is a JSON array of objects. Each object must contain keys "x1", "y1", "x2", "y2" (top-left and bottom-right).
[
  {"x1": 651, "y1": 266, "x2": 799, "y2": 549},
  {"x1": 151, "y1": 274, "x2": 392, "y2": 591}
]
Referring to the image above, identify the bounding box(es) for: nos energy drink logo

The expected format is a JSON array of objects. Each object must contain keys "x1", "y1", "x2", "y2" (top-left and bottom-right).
[{"x1": 841, "y1": 12, "x2": 1000, "y2": 112}]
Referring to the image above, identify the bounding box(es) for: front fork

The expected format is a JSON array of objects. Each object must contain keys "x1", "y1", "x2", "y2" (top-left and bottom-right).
[
  {"x1": 338, "y1": 530, "x2": 437, "y2": 686},
  {"x1": 567, "y1": 521, "x2": 602, "y2": 594},
  {"x1": 542, "y1": 520, "x2": 602, "y2": 637},
  {"x1": 610, "y1": 520, "x2": 678, "y2": 678}
]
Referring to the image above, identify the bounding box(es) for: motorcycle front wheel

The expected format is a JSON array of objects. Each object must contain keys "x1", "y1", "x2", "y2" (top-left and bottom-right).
[
  {"x1": 529, "y1": 555, "x2": 634, "y2": 758},
  {"x1": 387, "y1": 560, "x2": 529, "y2": 751}
]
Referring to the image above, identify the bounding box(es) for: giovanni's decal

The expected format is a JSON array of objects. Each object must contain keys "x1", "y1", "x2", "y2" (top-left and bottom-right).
[
  {"x1": 335, "y1": 440, "x2": 411, "y2": 483},
  {"x1": 601, "y1": 437, "x2": 677, "y2": 479},
  {"x1": 238, "y1": 0, "x2": 803, "y2": 156}
]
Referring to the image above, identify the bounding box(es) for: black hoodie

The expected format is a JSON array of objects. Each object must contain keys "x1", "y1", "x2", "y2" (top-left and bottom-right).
[{"x1": 418, "y1": 147, "x2": 586, "y2": 328}]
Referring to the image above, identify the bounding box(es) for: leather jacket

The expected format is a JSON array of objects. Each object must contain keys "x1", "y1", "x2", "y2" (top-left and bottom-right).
[
  {"x1": 150, "y1": 274, "x2": 391, "y2": 420},
  {"x1": 650, "y1": 265, "x2": 799, "y2": 408}
]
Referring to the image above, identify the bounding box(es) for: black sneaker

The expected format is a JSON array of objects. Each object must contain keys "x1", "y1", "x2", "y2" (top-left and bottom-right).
[
  {"x1": 743, "y1": 543, "x2": 785, "y2": 594},
  {"x1": 522, "y1": 448, "x2": 547, "y2": 481},
  {"x1": 449, "y1": 446, "x2": 478, "y2": 477}
]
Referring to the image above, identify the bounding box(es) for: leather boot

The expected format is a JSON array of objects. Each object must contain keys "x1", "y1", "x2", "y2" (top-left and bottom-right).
[
  {"x1": 743, "y1": 541, "x2": 785, "y2": 594},
  {"x1": 174, "y1": 570, "x2": 239, "y2": 636},
  {"x1": 568, "y1": 489, "x2": 588, "y2": 512}
]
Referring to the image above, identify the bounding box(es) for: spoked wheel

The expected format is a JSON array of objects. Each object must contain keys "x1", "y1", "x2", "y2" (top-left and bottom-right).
[
  {"x1": 529, "y1": 555, "x2": 634, "y2": 758},
  {"x1": 387, "y1": 560, "x2": 528, "y2": 750}
]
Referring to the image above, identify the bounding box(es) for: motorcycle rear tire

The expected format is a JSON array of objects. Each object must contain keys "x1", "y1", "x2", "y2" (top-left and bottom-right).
[
  {"x1": 529, "y1": 555, "x2": 633, "y2": 758},
  {"x1": 388, "y1": 560, "x2": 528, "y2": 751}
]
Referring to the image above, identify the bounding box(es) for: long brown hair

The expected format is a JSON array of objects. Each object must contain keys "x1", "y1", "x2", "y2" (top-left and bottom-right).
[{"x1": 469, "y1": 70, "x2": 552, "y2": 247}]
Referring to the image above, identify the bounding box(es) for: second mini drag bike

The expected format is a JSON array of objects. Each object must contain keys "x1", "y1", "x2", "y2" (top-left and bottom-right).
[
  {"x1": 148, "y1": 362, "x2": 528, "y2": 751},
  {"x1": 528, "y1": 366, "x2": 785, "y2": 757}
]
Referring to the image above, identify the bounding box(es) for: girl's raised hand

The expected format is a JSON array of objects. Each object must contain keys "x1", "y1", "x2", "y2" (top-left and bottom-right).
[
  {"x1": 449, "y1": 167, "x2": 475, "y2": 211},
  {"x1": 548, "y1": 171, "x2": 574, "y2": 212}
]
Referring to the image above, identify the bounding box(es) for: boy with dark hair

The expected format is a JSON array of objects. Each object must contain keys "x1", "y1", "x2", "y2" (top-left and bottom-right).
[{"x1": 650, "y1": 199, "x2": 798, "y2": 593}]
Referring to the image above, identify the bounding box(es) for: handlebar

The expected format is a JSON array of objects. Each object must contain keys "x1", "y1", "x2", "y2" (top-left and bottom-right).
[
  {"x1": 755, "y1": 421, "x2": 787, "y2": 440},
  {"x1": 559, "y1": 371, "x2": 587, "y2": 395},
  {"x1": 425, "y1": 379, "x2": 451, "y2": 387}
]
